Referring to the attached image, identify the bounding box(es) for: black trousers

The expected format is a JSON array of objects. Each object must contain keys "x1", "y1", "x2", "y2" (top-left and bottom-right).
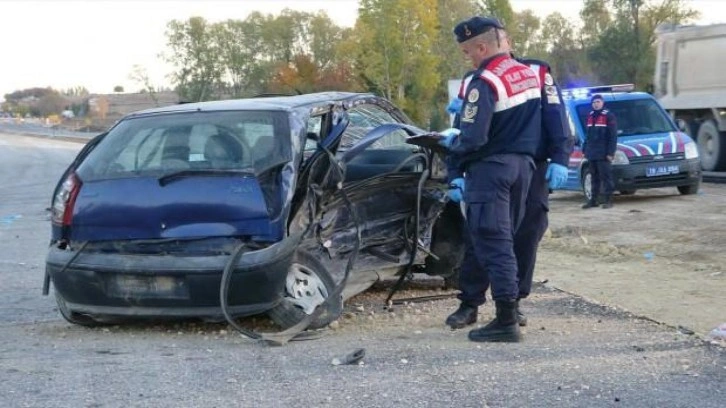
[
  {"x1": 513, "y1": 160, "x2": 549, "y2": 299},
  {"x1": 590, "y1": 159, "x2": 614, "y2": 200},
  {"x1": 457, "y1": 154, "x2": 534, "y2": 304}
]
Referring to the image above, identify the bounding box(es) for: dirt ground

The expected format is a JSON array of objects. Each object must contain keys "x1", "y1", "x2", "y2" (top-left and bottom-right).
[
  {"x1": 535, "y1": 185, "x2": 726, "y2": 337},
  {"x1": 331, "y1": 182, "x2": 726, "y2": 343}
]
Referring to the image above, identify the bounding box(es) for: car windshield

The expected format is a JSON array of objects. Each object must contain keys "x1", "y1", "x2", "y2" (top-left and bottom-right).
[
  {"x1": 76, "y1": 110, "x2": 291, "y2": 181},
  {"x1": 576, "y1": 98, "x2": 676, "y2": 137}
]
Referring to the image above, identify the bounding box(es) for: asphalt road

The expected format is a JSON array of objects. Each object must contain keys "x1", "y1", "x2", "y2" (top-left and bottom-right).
[{"x1": 0, "y1": 133, "x2": 724, "y2": 408}]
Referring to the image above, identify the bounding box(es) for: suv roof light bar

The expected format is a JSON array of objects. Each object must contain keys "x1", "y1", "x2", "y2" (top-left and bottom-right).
[{"x1": 562, "y1": 83, "x2": 635, "y2": 99}]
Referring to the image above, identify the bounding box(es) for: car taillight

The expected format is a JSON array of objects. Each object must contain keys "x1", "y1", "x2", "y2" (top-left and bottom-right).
[{"x1": 51, "y1": 173, "x2": 81, "y2": 226}]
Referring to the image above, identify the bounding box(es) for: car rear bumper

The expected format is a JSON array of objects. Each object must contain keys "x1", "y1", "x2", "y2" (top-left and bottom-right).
[
  {"x1": 614, "y1": 159, "x2": 701, "y2": 191},
  {"x1": 47, "y1": 233, "x2": 302, "y2": 319}
]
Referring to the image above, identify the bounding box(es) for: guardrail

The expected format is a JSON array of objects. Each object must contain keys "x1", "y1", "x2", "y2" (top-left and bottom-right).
[{"x1": 0, "y1": 122, "x2": 97, "y2": 141}]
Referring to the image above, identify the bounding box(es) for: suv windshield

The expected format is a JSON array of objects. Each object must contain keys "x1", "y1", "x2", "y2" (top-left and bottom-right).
[
  {"x1": 576, "y1": 98, "x2": 675, "y2": 137},
  {"x1": 76, "y1": 110, "x2": 291, "y2": 181}
]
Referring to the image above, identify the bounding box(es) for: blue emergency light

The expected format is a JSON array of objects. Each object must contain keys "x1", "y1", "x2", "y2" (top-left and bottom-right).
[{"x1": 561, "y1": 84, "x2": 635, "y2": 100}]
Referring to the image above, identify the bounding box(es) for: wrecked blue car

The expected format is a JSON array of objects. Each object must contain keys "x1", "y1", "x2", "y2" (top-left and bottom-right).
[{"x1": 45, "y1": 92, "x2": 464, "y2": 329}]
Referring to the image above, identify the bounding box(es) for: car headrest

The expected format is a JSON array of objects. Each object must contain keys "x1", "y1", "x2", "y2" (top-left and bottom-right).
[{"x1": 204, "y1": 132, "x2": 244, "y2": 164}]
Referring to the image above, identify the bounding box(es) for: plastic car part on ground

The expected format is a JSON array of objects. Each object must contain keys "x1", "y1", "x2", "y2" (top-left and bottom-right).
[{"x1": 708, "y1": 323, "x2": 726, "y2": 341}]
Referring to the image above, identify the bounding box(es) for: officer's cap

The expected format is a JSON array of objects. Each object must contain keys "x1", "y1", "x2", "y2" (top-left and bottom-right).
[
  {"x1": 454, "y1": 16, "x2": 505, "y2": 43},
  {"x1": 591, "y1": 94, "x2": 604, "y2": 102}
]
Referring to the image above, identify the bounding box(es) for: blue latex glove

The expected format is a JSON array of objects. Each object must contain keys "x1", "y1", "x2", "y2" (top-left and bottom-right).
[
  {"x1": 438, "y1": 128, "x2": 460, "y2": 148},
  {"x1": 446, "y1": 97, "x2": 463, "y2": 115},
  {"x1": 448, "y1": 178, "x2": 465, "y2": 203},
  {"x1": 546, "y1": 163, "x2": 569, "y2": 189}
]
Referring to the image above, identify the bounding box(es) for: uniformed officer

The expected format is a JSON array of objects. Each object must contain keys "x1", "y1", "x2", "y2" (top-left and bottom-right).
[
  {"x1": 445, "y1": 48, "x2": 572, "y2": 329},
  {"x1": 511, "y1": 56, "x2": 572, "y2": 325},
  {"x1": 439, "y1": 16, "x2": 541, "y2": 343},
  {"x1": 582, "y1": 94, "x2": 618, "y2": 209}
]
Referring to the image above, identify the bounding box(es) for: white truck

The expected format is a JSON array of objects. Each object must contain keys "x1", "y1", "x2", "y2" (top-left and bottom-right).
[{"x1": 654, "y1": 23, "x2": 726, "y2": 171}]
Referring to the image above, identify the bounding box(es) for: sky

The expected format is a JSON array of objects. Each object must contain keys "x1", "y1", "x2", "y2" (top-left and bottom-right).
[{"x1": 0, "y1": 0, "x2": 723, "y2": 101}]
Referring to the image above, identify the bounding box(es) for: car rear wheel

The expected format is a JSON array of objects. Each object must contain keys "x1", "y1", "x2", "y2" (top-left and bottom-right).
[
  {"x1": 55, "y1": 291, "x2": 102, "y2": 327},
  {"x1": 696, "y1": 120, "x2": 726, "y2": 171},
  {"x1": 267, "y1": 250, "x2": 342, "y2": 330}
]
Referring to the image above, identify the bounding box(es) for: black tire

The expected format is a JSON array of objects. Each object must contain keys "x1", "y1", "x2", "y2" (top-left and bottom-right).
[
  {"x1": 619, "y1": 190, "x2": 636, "y2": 195},
  {"x1": 678, "y1": 182, "x2": 700, "y2": 195},
  {"x1": 696, "y1": 120, "x2": 726, "y2": 171},
  {"x1": 581, "y1": 165, "x2": 593, "y2": 201},
  {"x1": 267, "y1": 250, "x2": 342, "y2": 330},
  {"x1": 55, "y1": 291, "x2": 102, "y2": 327}
]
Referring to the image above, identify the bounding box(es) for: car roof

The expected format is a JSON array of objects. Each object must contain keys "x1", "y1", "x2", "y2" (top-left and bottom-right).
[{"x1": 128, "y1": 92, "x2": 375, "y2": 117}]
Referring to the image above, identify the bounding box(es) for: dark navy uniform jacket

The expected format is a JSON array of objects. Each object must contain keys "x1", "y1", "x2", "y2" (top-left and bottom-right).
[
  {"x1": 583, "y1": 109, "x2": 618, "y2": 160},
  {"x1": 447, "y1": 53, "x2": 542, "y2": 180},
  {"x1": 516, "y1": 58, "x2": 572, "y2": 166}
]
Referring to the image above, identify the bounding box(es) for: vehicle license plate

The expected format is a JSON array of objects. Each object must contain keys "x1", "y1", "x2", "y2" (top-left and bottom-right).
[
  {"x1": 108, "y1": 275, "x2": 188, "y2": 299},
  {"x1": 645, "y1": 164, "x2": 679, "y2": 177}
]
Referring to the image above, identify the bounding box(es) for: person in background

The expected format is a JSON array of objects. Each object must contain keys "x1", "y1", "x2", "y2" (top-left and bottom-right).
[{"x1": 582, "y1": 94, "x2": 618, "y2": 209}]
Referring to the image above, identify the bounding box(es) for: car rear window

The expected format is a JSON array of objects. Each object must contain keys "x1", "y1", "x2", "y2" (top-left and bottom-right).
[
  {"x1": 575, "y1": 98, "x2": 676, "y2": 137},
  {"x1": 76, "y1": 110, "x2": 291, "y2": 181}
]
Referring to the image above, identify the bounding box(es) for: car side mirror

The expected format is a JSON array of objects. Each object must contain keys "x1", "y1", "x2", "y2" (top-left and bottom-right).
[{"x1": 675, "y1": 119, "x2": 688, "y2": 133}]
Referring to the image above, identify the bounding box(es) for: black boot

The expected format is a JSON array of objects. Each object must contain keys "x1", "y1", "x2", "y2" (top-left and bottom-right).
[
  {"x1": 516, "y1": 300, "x2": 527, "y2": 327},
  {"x1": 601, "y1": 195, "x2": 613, "y2": 209},
  {"x1": 445, "y1": 303, "x2": 477, "y2": 329},
  {"x1": 468, "y1": 300, "x2": 521, "y2": 342},
  {"x1": 582, "y1": 197, "x2": 598, "y2": 209}
]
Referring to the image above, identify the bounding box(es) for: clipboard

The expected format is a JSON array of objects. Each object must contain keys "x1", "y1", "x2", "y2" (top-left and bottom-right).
[{"x1": 406, "y1": 133, "x2": 449, "y2": 155}]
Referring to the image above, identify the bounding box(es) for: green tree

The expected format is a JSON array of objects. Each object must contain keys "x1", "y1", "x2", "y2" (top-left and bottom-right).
[
  {"x1": 308, "y1": 11, "x2": 344, "y2": 69},
  {"x1": 435, "y1": 0, "x2": 480, "y2": 81},
  {"x1": 113, "y1": 85, "x2": 124, "y2": 93},
  {"x1": 355, "y1": 0, "x2": 441, "y2": 126},
  {"x1": 538, "y1": 12, "x2": 587, "y2": 85},
  {"x1": 587, "y1": 0, "x2": 698, "y2": 88},
  {"x1": 512, "y1": 10, "x2": 543, "y2": 59},
  {"x1": 163, "y1": 17, "x2": 224, "y2": 102},
  {"x1": 579, "y1": 0, "x2": 612, "y2": 47},
  {"x1": 480, "y1": 0, "x2": 514, "y2": 27},
  {"x1": 214, "y1": 18, "x2": 265, "y2": 97}
]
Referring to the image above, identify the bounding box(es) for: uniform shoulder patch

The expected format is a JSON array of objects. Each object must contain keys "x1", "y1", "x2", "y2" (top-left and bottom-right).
[
  {"x1": 467, "y1": 88, "x2": 479, "y2": 103},
  {"x1": 544, "y1": 73, "x2": 554, "y2": 86},
  {"x1": 461, "y1": 103, "x2": 478, "y2": 123},
  {"x1": 545, "y1": 85, "x2": 557, "y2": 96}
]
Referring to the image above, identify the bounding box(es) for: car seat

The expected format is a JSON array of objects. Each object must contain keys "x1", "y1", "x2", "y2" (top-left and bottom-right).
[
  {"x1": 204, "y1": 132, "x2": 244, "y2": 169},
  {"x1": 161, "y1": 126, "x2": 191, "y2": 169}
]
